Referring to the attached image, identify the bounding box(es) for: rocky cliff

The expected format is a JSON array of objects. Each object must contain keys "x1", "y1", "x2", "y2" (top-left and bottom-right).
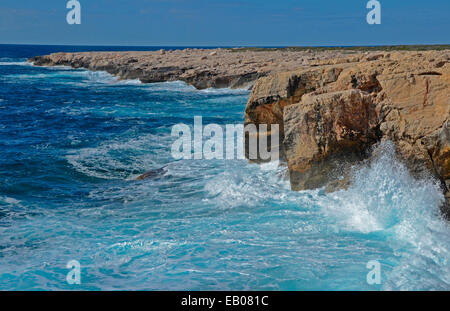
[
  {"x1": 245, "y1": 51, "x2": 450, "y2": 216},
  {"x1": 29, "y1": 49, "x2": 359, "y2": 90}
]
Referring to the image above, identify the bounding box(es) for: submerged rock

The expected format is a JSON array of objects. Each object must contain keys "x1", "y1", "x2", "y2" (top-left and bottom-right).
[{"x1": 136, "y1": 166, "x2": 167, "y2": 181}]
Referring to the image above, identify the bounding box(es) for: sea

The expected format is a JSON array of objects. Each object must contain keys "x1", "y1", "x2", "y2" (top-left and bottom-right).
[{"x1": 0, "y1": 44, "x2": 449, "y2": 290}]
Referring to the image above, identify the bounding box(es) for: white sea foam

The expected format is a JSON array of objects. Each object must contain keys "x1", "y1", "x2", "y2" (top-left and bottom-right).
[
  {"x1": 203, "y1": 160, "x2": 295, "y2": 209},
  {"x1": 66, "y1": 133, "x2": 172, "y2": 180},
  {"x1": 0, "y1": 58, "x2": 32, "y2": 66},
  {"x1": 109, "y1": 239, "x2": 179, "y2": 252},
  {"x1": 318, "y1": 141, "x2": 445, "y2": 233},
  {"x1": 68, "y1": 70, "x2": 143, "y2": 86},
  {"x1": 46, "y1": 65, "x2": 76, "y2": 70},
  {"x1": 6, "y1": 65, "x2": 141, "y2": 86},
  {"x1": 313, "y1": 141, "x2": 449, "y2": 289},
  {"x1": 16, "y1": 64, "x2": 249, "y2": 94},
  {"x1": 147, "y1": 80, "x2": 197, "y2": 92},
  {"x1": 147, "y1": 80, "x2": 250, "y2": 95},
  {"x1": 82, "y1": 70, "x2": 117, "y2": 83},
  {"x1": 200, "y1": 86, "x2": 250, "y2": 95},
  {"x1": 0, "y1": 196, "x2": 22, "y2": 206},
  {"x1": 6, "y1": 73, "x2": 53, "y2": 79},
  {"x1": 118, "y1": 79, "x2": 142, "y2": 85},
  {"x1": 201, "y1": 140, "x2": 449, "y2": 289}
]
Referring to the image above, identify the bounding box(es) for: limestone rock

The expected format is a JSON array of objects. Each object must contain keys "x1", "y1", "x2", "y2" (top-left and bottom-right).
[
  {"x1": 244, "y1": 50, "x2": 450, "y2": 210},
  {"x1": 283, "y1": 90, "x2": 379, "y2": 190},
  {"x1": 29, "y1": 49, "x2": 358, "y2": 90}
]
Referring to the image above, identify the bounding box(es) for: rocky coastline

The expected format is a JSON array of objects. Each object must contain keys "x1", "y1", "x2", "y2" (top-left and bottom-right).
[
  {"x1": 29, "y1": 48, "x2": 450, "y2": 217},
  {"x1": 244, "y1": 50, "x2": 449, "y2": 217},
  {"x1": 29, "y1": 48, "x2": 361, "y2": 90}
]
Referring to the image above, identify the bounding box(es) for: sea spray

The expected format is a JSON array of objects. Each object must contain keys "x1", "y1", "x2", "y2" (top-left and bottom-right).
[{"x1": 318, "y1": 141, "x2": 449, "y2": 289}]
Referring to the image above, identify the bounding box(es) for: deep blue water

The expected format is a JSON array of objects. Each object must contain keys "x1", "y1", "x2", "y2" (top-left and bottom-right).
[{"x1": 0, "y1": 45, "x2": 449, "y2": 290}]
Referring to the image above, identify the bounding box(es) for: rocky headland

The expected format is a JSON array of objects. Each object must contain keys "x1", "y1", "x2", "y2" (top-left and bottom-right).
[
  {"x1": 29, "y1": 48, "x2": 450, "y2": 217},
  {"x1": 244, "y1": 50, "x2": 450, "y2": 217},
  {"x1": 29, "y1": 48, "x2": 360, "y2": 89}
]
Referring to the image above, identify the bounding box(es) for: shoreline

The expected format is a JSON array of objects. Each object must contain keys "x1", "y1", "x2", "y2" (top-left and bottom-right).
[
  {"x1": 28, "y1": 48, "x2": 372, "y2": 90},
  {"x1": 28, "y1": 45, "x2": 450, "y2": 89},
  {"x1": 29, "y1": 48, "x2": 450, "y2": 217}
]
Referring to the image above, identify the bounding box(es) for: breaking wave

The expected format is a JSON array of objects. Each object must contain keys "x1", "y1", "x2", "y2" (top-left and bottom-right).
[
  {"x1": 0, "y1": 58, "x2": 32, "y2": 66},
  {"x1": 317, "y1": 141, "x2": 449, "y2": 289}
]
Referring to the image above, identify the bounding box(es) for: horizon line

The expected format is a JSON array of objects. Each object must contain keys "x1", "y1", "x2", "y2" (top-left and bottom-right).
[{"x1": 1, "y1": 43, "x2": 450, "y2": 48}]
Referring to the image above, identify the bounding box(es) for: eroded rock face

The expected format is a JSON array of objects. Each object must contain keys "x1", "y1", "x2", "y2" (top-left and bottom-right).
[
  {"x1": 283, "y1": 90, "x2": 379, "y2": 190},
  {"x1": 243, "y1": 66, "x2": 344, "y2": 160},
  {"x1": 244, "y1": 51, "x2": 450, "y2": 210}
]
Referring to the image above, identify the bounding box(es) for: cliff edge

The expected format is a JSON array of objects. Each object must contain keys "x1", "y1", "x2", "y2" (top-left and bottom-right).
[
  {"x1": 245, "y1": 51, "x2": 450, "y2": 216},
  {"x1": 29, "y1": 49, "x2": 354, "y2": 90}
]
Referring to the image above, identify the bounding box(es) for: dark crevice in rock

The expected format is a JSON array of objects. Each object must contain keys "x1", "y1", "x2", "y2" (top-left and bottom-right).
[
  {"x1": 287, "y1": 76, "x2": 302, "y2": 97},
  {"x1": 351, "y1": 75, "x2": 358, "y2": 88},
  {"x1": 418, "y1": 71, "x2": 442, "y2": 76},
  {"x1": 426, "y1": 149, "x2": 450, "y2": 220}
]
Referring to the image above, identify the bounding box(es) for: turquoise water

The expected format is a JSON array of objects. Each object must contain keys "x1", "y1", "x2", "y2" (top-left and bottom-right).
[{"x1": 0, "y1": 46, "x2": 449, "y2": 290}]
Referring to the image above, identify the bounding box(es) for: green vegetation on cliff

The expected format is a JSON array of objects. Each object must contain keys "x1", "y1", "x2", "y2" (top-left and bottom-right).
[{"x1": 228, "y1": 45, "x2": 450, "y2": 53}]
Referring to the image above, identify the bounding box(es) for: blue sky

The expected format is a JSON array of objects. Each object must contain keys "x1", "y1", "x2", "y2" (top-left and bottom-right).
[{"x1": 0, "y1": 0, "x2": 449, "y2": 46}]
